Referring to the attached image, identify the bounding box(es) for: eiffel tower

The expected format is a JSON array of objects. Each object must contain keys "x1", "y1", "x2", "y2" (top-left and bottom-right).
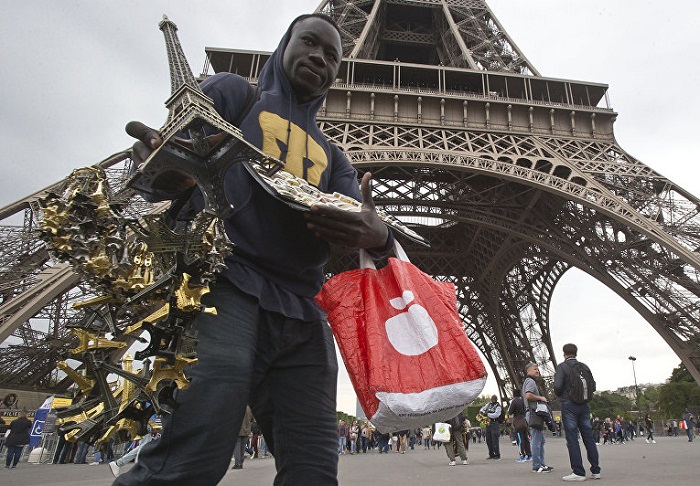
[{"x1": 1, "y1": 0, "x2": 699, "y2": 403}]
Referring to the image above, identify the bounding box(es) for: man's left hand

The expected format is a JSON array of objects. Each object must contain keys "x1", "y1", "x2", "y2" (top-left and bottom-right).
[{"x1": 304, "y1": 172, "x2": 389, "y2": 249}]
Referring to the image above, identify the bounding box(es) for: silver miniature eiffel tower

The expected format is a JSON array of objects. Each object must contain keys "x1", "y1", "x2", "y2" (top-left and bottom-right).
[{"x1": 128, "y1": 15, "x2": 283, "y2": 217}]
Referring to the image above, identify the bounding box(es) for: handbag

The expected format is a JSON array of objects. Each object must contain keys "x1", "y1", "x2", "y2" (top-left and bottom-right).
[
  {"x1": 526, "y1": 409, "x2": 544, "y2": 429},
  {"x1": 315, "y1": 241, "x2": 487, "y2": 431},
  {"x1": 432, "y1": 423, "x2": 451, "y2": 443}
]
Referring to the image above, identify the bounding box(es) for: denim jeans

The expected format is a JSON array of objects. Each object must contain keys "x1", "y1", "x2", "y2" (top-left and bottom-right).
[
  {"x1": 116, "y1": 433, "x2": 154, "y2": 467},
  {"x1": 5, "y1": 445, "x2": 23, "y2": 467},
  {"x1": 561, "y1": 400, "x2": 600, "y2": 477},
  {"x1": 114, "y1": 279, "x2": 339, "y2": 485},
  {"x1": 530, "y1": 426, "x2": 545, "y2": 469},
  {"x1": 338, "y1": 436, "x2": 346, "y2": 454},
  {"x1": 74, "y1": 442, "x2": 89, "y2": 464}
]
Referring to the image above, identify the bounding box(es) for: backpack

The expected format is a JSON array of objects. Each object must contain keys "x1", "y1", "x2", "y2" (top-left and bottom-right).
[{"x1": 567, "y1": 361, "x2": 596, "y2": 404}]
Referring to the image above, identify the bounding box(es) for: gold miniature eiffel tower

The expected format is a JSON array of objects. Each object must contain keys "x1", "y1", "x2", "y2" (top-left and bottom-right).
[{"x1": 128, "y1": 15, "x2": 283, "y2": 217}]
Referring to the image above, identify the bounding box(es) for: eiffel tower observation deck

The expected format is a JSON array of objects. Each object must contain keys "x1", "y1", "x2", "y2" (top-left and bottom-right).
[{"x1": 0, "y1": 0, "x2": 699, "y2": 403}]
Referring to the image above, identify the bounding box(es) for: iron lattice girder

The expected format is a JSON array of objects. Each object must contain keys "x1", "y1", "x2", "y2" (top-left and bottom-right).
[
  {"x1": 320, "y1": 118, "x2": 700, "y2": 264},
  {"x1": 319, "y1": 108, "x2": 700, "y2": 387},
  {"x1": 321, "y1": 0, "x2": 538, "y2": 74}
]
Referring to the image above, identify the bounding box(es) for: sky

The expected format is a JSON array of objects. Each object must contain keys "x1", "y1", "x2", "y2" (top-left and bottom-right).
[{"x1": 1, "y1": 0, "x2": 699, "y2": 414}]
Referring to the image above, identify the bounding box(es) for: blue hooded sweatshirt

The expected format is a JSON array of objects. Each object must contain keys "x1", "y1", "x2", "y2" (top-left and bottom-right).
[{"x1": 194, "y1": 21, "x2": 363, "y2": 321}]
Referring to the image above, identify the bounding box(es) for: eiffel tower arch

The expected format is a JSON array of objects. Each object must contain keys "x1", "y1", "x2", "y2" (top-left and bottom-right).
[{"x1": 1, "y1": 0, "x2": 699, "y2": 403}]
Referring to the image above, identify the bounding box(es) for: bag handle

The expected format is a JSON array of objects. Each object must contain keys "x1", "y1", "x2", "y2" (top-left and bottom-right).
[{"x1": 359, "y1": 240, "x2": 409, "y2": 270}]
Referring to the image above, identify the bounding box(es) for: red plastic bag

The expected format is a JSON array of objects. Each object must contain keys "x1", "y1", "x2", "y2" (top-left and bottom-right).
[{"x1": 315, "y1": 242, "x2": 487, "y2": 431}]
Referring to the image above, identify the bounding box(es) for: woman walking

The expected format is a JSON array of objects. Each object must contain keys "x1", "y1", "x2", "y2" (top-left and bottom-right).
[
  {"x1": 5, "y1": 409, "x2": 31, "y2": 468},
  {"x1": 644, "y1": 414, "x2": 656, "y2": 444}
]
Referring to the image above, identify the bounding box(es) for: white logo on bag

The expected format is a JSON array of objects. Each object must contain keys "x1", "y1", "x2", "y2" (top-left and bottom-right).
[{"x1": 384, "y1": 290, "x2": 439, "y2": 356}]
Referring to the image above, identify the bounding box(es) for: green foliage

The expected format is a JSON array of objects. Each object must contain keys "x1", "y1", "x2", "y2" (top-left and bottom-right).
[
  {"x1": 471, "y1": 395, "x2": 491, "y2": 407},
  {"x1": 589, "y1": 391, "x2": 633, "y2": 419},
  {"x1": 337, "y1": 411, "x2": 358, "y2": 424},
  {"x1": 639, "y1": 385, "x2": 659, "y2": 412},
  {"x1": 465, "y1": 404, "x2": 483, "y2": 425},
  {"x1": 669, "y1": 363, "x2": 695, "y2": 383},
  {"x1": 656, "y1": 381, "x2": 700, "y2": 418},
  {"x1": 653, "y1": 362, "x2": 700, "y2": 418}
]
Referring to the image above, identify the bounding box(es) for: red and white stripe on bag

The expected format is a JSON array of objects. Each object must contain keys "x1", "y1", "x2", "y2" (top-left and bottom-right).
[{"x1": 316, "y1": 241, "x2": 487, "y2": 432}]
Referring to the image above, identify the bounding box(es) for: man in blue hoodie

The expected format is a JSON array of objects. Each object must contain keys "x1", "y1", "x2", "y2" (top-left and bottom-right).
[{"x1": 116, "y1": 13, "x2": 392, "y2": 486}]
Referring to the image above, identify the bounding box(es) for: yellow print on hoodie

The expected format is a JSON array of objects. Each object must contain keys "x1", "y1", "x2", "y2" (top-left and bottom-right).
[{"x1": 259, "y1": 111, "x2": 327, "y2": 186}]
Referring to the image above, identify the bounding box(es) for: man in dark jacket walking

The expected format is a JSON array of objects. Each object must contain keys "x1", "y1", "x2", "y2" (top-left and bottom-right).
[
  {"x1": 5, "y1": 409, "x2": 31, "y2": 468},
  {"x1": 554, "y1": 343, "x2": 601, "y2": 481}
]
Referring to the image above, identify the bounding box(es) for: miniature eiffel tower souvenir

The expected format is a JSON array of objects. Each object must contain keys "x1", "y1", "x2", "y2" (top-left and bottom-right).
[{"x1": 127, "y1": 15, "x2": 284, "y2": 218}]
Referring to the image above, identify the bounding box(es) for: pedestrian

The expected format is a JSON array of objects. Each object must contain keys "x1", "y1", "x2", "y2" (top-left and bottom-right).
[
  {"x1": 508, "y1": 388, "x2": 531, "y2": 462},
  {"x1": 338, "y1": 420, "x2": 347, "y2": 455},
  {"x1": 644, "y1": 414, "x2": 656, "y2": 443},
  {"x1": 115, "y1": 12, "x2": 391, "y2": 486},
  {"x1": 349, "y1": 421, "x2": 360, "y2": 454},
  {"x1": 250, "y1": 419, "x2": 261, "y2": 458},
  {"x1": 108, "y1": 424, "x2": 161, "y2": 478},
  {"x1": 443, "y1": 412, "x2": 469, "y2": 466},
  {"x1": 4, "y1": 409, "x2": 31, "y2": 469},
  {"x1": 554, "y1": 343, "x2": 601, "y2": 481},
  {"x1": 232, "y1": 407, "x2": 253, "y2": 469},
  {"x1": 421, "y1": 425, "x2": 432, "y2": 449},
  {"x1": 375, "y1": 428, "x2": 389, "y2": 453},
  {"x1": 479, "y1": 395, "x2": 502, "y2": 460},
  {"x1": 523, "y1": 362, "x2": 553, "y2": 474},
  {"x1": 682, "y1": 409, "x2": 695, "y2": 442},
  {"x1": 360, "y1": 422, "x2": 370, "y2": 453},
  {"x1": 397, "y1": 429, "x2": 408, "y2": 454}
]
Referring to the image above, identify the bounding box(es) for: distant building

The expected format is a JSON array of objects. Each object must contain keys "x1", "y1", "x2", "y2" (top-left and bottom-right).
[{"x1": 607, "y1": 383, "x2": 661, "y2": 401}]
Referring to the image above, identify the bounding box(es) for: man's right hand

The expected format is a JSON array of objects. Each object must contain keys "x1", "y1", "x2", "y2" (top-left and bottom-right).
[
  {"x1": 126, "y1": 121, "x2": 162, "y2": 167},
  {"x1": 126, "y1": 121, "x2": 196, "y2": 195}
]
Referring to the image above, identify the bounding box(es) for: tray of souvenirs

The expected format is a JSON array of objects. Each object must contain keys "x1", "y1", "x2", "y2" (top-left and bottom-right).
[{"x1": 244, "y1": 162, "x2": 429, "y2": 247}]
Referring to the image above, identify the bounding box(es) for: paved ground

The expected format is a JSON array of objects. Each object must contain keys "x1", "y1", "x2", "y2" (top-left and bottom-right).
[{"x1": 2, "y1": 435, "x2": 697, "y2": 485}]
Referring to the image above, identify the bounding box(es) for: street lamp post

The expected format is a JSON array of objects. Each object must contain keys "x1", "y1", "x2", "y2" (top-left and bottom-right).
[{"x1": 628, "y1": 356, "x2": 640, "y2": 410}]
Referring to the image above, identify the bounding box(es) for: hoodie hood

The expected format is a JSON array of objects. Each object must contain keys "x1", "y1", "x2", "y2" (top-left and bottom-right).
[{"x1": 257, "y1": 19, "x2": 327, "y2": 118}]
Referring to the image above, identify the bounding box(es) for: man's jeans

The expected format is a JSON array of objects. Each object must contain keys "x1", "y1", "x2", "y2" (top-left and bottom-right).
[
  {"x1": 530, "y1": 426, "x2": 546, "y2": 470},
  {"x1": 116, "y1": 433, "x2": 153, "y2": 467},
  {"x1": 561, "y1": 400, "x2": 601, "y2": 477},
  {"x1": 114, "y1": 280, "x2": 340, "y2": 485},
  {"x1": 360, "y1": 436, "x2": 368, "y2": 452},
  {"x1": 338, "y1": 436, "x2": 346, "y2": 454}
]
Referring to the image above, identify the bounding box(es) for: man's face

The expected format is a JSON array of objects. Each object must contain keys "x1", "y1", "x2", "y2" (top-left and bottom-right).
[
  {"x1": 527, "y1": 364, "x2": 540, "y2": 378},
  {"x1": 283, "y1": 17, "x2": 342, "y2": 103}
]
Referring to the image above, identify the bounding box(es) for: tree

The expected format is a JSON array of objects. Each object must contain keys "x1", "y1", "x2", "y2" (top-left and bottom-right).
[
  {"x1": 589, "y1": 391, "x2": 633, "y2": 419},
  {"x1": 638, "y1": 385, "x2": 659, "y2": 412},
  {"x1": 655, "y1": 363, "x2": 700, "y2": 419}
]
